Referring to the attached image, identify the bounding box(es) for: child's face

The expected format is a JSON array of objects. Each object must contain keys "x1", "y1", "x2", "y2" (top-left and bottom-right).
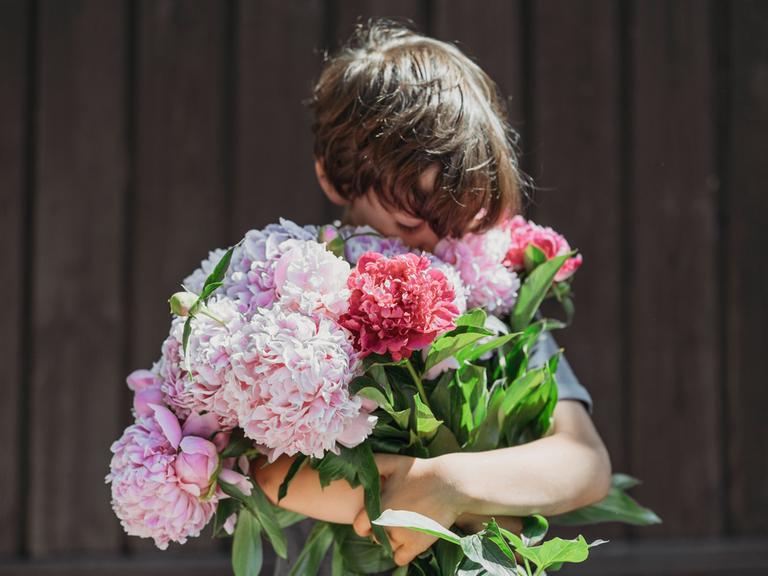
[{"x1": 315, "y1": 159, "x2": 442, "y2": 252}]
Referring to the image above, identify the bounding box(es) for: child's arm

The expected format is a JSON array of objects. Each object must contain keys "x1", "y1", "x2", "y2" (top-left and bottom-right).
[
  {"x1": 252, "y1": 400, "x2": 611, "y2": 565},
  {"x1": 352, "y1": 400, "x2": 612, "y2": 566}
]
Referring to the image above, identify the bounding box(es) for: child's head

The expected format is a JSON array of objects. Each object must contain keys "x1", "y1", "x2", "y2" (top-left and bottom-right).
[{"x1": 306, "y1": 18, "x2": 527, "y2": 251}]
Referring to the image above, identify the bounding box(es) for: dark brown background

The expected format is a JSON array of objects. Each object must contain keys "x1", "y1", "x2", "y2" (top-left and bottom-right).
[{"x1": 1, "y1": 1, "x2": 766, "y2": 574}]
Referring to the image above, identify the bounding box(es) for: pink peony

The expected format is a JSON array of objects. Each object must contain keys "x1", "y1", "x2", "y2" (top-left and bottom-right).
[
  {"x1": 159, "y1": 295, "x2": 245, "y2": 429},
  {"x1": 434, "y1": 228, "x2": 520, "y2": 315},
  {"x1": 105, "y1": 405, "x2": 251, "y2": 549},
  {"x1": 502, "y1": 215, "x2": 583, "y2": 282},
  {"x1": 126, "y1": 369, "x2": 164, "y2": 419},
  {"x1": 227, "y1": 307, "x2": 373, "y2": 461},
  {"x1": 273, "y1": 239, "x2": 351, "y2": 317},
  {"x1": 339, "y1": 252, "x2": 460, "y2": 360}
]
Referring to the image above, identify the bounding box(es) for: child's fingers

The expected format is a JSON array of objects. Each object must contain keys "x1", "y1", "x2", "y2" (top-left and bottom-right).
[{"x1": 352, "y1": 507, "x2": 372, "y2": 538}]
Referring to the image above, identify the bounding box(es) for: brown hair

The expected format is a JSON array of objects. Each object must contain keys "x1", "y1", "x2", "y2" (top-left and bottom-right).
[{"x1": 304, "y1": 17, "x2": 528, "y2": 238}]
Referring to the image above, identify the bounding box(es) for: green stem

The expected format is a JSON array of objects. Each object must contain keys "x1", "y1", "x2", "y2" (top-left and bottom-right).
[
  {"x1": 524, "y1": 557, "x2": 534, "y2": 576},
  {"x1": 198, "y1": 307, "x2": 226, "y2": 326},
  {"x1": 404, "y1": 358, "x2": 429, "y2": 407}
]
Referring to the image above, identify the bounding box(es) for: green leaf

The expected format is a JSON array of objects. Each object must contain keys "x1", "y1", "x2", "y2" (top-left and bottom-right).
[
  {"x1": 459, "y1": 533, "x2": 518, "y2": 575},
  {"x1": 457, "y1": 333, "x2": 518, "y2": 365},
  {"x1": 521, "y1": 515, "x2": 549, "y2": 546},
  {"x1": 199, "y1": 280, "x2": 224, "y2": 302},
  {"x1": 434, "y1": 537, "x2": 465, "y2": 575},
  {"x1": 483, "y1": 519, "x2": 517, "y2": 562},
  {"x1": 425, "y1": 331, "x2": 489, "y2": 373},
  {"x1": 550, "y1": 474, "x2": 662, "y2": 526},
  {"x1": 372, "y1": 509, "x2": 461, "y2": 545},
  {"x1": 232, "y1": 511, "x2": 262, "y2": 576},
  {"x1": 425, "y1": 424, "x2": 461, "y2": 457},
  {"x1": 273, "y1": 508, "x2": 305, "y2": 528},
  {"x1": 182, "y1": 316, "x2": 193, "y2": 357},
  {"x1": 219, "y1": 430, "x2": 254, "y2": 458},
  {"x1": 413, "y1": 393, "x2": 443, "y2": 437},
  {"x1": 204, "y1": 243, "x2": 236, "y2": 291},
  {"x1": 612, "y1": 473, "x2": 642, "y2": 491},
  {"x1": 312, "y1": 445, "x2": 390, "y2": 555},
  {"x1": 277, "y1": 454, "x2": 307, "y2": 502},
  {"x1": 504, "y1": 532, "x2": 598, "y2": 572},
  {"x1": 509, "y1": 252, "x2": 573, "y2": 332},
  {"x1": 289, "y1": 521, "x2": 334, "y2": 576},
  {"x1": 332, "y1": 524, "x2": 396, "y2": 573},
  {"x1": 355, "y1": 386, "x2": 392, "y2": 412},
  {"x1": 455, "y1": 308, "x2": 487, "y2": 328},
  {"x1": 523, "y1": 244, "x2": 547, "y2": 271},
  {"x1": 250, "y1": 482, "x2": 288, "y2": 559}
]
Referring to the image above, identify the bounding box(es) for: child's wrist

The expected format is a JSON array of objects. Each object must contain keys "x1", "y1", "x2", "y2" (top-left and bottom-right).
[{"x1": 432, "y1": 452, "x2": 474, "y2": 517}]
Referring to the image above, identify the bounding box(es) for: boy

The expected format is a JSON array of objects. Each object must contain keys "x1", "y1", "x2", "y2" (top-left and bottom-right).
[{"x1": 253, "y1": 18, "x2": 612, "y2": 572}]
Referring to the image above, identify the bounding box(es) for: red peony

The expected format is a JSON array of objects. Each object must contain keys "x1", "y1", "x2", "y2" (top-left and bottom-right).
[
  {"x1": 339, "y1": 251, "x2": 460, "y2": 361},
  {"x1": 502, "y1": 215, "x2": 583, "y2": 282}
]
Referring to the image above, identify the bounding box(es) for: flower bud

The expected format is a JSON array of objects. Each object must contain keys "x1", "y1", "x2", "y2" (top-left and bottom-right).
[{"x1": 169, "y1": 291, "x2": 197, "y2": 316}]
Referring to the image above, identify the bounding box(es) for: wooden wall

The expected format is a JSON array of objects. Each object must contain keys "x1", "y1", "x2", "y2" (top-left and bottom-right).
[{"x1": 1, "y1": 1, "x2": 766, "y2": 574}]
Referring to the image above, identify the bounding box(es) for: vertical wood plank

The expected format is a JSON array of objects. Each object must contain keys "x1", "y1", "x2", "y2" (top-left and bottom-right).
[
  {"x1": 628, "y1": 0, "x2": 721, "y2": 537},
  {"x1": 29, "y1": 0, "x2": 125, "y2": 555},
  {"x1": 131, "y1": 0, "x2": 230, "y2": 554},
  {"x1": 233, "y1": 0, "x2": 329, "y2": 235},
  {"x1": 528, "y1": 0, "x2": 625, "y2": 541},
  {"x1": 433, "y1": 0, "x2": 524, "y2": 128},
  {"x1": 726, "y1": 0, "x2": 768, "y2": 536},
  {"x1": 0, "y1": 0, "x2": 28, "y2": 555}
]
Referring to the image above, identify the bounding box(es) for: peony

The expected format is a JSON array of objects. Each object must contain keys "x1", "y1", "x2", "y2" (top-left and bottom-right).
[
  {"x1": 227, "y1": 307, "x2": 372, "y2": 461},
  {"x1": 159, "y1": 295, "x2": 245, "y2": 429},
  {"x1": 126, "y1": 369, "x2": 164, "y2": 419},
  {"x1": 339, "y1": 252, "x2": 460, "y2": 360},
  {"x1": 434, "y1": 228, "x2": 520, "y2": 315},
  {"x1": 225, "y1": 219, "x2": 318, "y2": 315},
  {"x1": 273, "y1": 239, "x2": 351, "y2": 317},
  {"x1": 338, "y1": 225, "x2": 412, "y2": 265},
  {"x1": 105, "y1": 406, "x2": 250, "y2": 549},
  {"x1": 502, "y1": 215, "x2": 583, "y2": 282}
]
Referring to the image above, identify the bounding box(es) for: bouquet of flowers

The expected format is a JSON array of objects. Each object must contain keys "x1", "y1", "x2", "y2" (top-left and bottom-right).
[{"x1": 106, "y1": 216, "x2": 658, "y2": 575}]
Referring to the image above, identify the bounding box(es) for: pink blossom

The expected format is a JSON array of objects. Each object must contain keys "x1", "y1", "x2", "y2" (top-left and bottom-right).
[
  {"x1": 126, "y1": 369, "x2": 164, "y2": 419},
  {"x1": 273, "y1": 239, "x2": 351, "y2": 317},
  {"x1": 502, "y1": 215, "x2": 583, "y2": 282},
  {"x1": 339, "y1": 252, "x2": 460, "y2": 360},
  {"x1": 227, "y1": 307, "x2": 371, "y2": 461},
  {"x1": 159, "y1": 296, "x2": 245, "y2": 429},
  {"x1": 434, "y1": 228, "x2": 520, "y2": 315},
  {"x1": 106, "y1": 405, "x2": 250, "y2": 549}
]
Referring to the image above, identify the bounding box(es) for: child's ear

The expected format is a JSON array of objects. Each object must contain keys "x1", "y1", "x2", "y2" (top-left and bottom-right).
[{"x1": 314, "y1": 156, "x2": 348, "y2": 206}]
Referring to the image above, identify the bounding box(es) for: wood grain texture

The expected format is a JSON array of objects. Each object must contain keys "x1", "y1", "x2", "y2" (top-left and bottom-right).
[
  {"x1": 29, "y1": 0, "x2": 126, "y2": 555},
  {"x1": 725, "y1": 0, "x2": 768, "y2": 536},
  {"x1": 627, "y1": 0, "x2": 721, "y2": 538},
  {"x1": 0, "y1": 0, "x2": 28, "y2": 556},
  {"x1": 233, "y1": 0, "x2": 332, "y2": 236},
  {"x1": 527, "y1": 0, "x2": 626, "y2": 542},
  {"x1": 131, "y1": 0, "x2": 230, "y2": 554}
]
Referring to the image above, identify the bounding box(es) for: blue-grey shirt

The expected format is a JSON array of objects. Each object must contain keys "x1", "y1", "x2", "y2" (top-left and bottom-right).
[{"x1": 271, "y1": 330, "x2": 592, "y2": 574}]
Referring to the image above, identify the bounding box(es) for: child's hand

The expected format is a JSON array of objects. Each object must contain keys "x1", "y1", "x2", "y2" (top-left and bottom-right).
[{"x1": 352, "y1": 453, "x2": 465, "y2": 566}]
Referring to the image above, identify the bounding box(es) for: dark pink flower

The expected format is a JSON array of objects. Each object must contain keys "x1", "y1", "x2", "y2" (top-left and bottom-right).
[
  {"x1": 339, "y1": 252, "x2": 460, "y2": 361},
  {"x1": 502, "y1": 215, "x2": 583, "y2": 282}
]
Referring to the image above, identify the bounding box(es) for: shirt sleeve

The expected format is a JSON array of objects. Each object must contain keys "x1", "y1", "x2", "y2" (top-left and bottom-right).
[{"x1": 527, "y1": 329, "x2": 593, "y2": 415}]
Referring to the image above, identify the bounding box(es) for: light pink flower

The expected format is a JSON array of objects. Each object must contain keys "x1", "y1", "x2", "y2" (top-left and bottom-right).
[
  {"x1": 126, "y1": 369, "x2": 164, "y2": 419},
  {"x1": 159, "y1": 296, "x2": 245, "y2": 429},
  {"x1": 502, "y1": 215, "x2": 583, "y2": 282},
  {"x1": 273, "y1": 239, "x2": 351, "y2": 317},
  {"x1": 106, "y1": 405, "x2": 250, "y2": 549},
  {"x1": 434, "y1": 228, "x2": 520, "y2": 315},
  {"x1": 339, "y1": 252, "x2": 460, "y2": 361},
  {"x1": 227, "y1": 307, "x2": 371, "y2": 461}
]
